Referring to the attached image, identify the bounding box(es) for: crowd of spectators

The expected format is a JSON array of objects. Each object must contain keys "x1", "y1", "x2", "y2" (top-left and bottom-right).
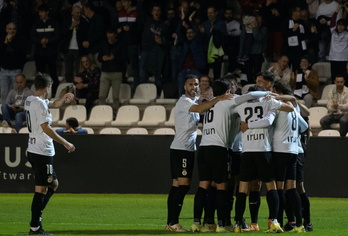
[{"x1": 1, "y1": 0, "x2": 348, "y2": 118}]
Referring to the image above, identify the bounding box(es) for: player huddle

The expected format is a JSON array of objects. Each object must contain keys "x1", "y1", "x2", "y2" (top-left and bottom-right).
[{"x1": 166, "y1": 72, "x2": 312, "y2": 233}]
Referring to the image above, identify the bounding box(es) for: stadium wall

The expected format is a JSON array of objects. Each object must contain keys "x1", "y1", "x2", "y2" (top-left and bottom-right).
[{"x1": 0, "y1": 135, "x2": 347, "y2": 198}]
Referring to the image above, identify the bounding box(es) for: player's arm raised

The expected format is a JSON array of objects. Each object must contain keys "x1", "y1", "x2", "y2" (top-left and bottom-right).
[{"x1": 189, "y1": 93, "x2": 233, "y2": 113}]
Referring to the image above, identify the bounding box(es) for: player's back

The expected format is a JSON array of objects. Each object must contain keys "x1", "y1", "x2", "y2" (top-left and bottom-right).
[
  {"x1": 273, "y1": 110, "x2": 299, "y2": 154},
  {"x1": 235, "y1": 98, "x2": 282, "y2": 152},
  {"x1": 200, "y1": 99, "x2": 236, "y2": 148}
]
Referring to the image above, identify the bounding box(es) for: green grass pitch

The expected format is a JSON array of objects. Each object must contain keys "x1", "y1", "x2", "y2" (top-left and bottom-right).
[{"x1": 1, "y1": 194, "x2": 348, "y2": 235}]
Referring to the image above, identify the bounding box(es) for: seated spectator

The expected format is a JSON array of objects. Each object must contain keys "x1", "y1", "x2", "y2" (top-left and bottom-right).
[
  {"x1": 320, "y1": 75, "x2": 348, "y2": 137},
  {"x1": 197, "y1": 75, "x2": 213, "y2": 104},
  {"x1": 56, "y1": 117, "x2": 88, "y2": 134},
  {"x1": 268, "y1": 55, "x2": 292, "y2": 83},
  {"x1": 74, "y1": 55, "x2": 101, "y2": 114},
  {"x1": 290, "y1": 56, "x2": 319, "y2": 108},
  {"x1": 1, "y1": 74, "x2": 33, "y2": 132}
]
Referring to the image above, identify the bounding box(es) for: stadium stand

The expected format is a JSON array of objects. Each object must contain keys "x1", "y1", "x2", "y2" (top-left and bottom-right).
[
  {"x1": 84, "y1": 105, "x2": 113, "y2": 127},
  {"x1": 111, "y1": 105, "x2": 140, "y2": 127},
  {"x1": 57, "y1": 105, "x2": 87, "y2": 126}
]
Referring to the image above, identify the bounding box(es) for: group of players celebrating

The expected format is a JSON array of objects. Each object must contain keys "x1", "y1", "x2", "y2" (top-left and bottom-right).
[{"x1": 166, "y1": 72, "x2": 313, "y2": 234}]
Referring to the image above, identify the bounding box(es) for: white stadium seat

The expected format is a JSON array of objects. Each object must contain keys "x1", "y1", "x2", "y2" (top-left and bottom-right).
[
  {"x1": 137, "y1": 105, "x2": 166, "y2": 127},
  {"x1": 126, "y1": 127, "x2": 148, "y2": 135},
  {"x1": 84, "y1": 105, "x2": 113, "y2": 127},
  {"x1": 111, "y1": 105, "x2": 140, "y2": 127},
  {"x1": 58, "y1": 105, "x2": 87, "y2": 126}
]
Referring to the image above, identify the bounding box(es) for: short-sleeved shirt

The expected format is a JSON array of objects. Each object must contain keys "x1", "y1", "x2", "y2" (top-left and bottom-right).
[
  {"x1": 170, "y1": 95, "x2": 200, "y2": 151},
  {"x1": 272, "y1": 110, "x2": 299, "y2": 154},
  {"x1": 25, "y1": 96, "x2": 54, "y2": 156},
  {"x1": 234, "y1": 98, "x2": 282, "y2": 152}
]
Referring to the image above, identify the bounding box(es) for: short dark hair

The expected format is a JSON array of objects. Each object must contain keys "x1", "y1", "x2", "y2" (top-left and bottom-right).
[
  {"x1": 273, "y1": 80, "x2": 293, "y2": 95},
  {"x1": 212, "y1": 78, "x2": 230, "y2": 96},
  {"x1": 256, "y1": 71, "x2": 275, "y2": 84},
  {"x1": 37, "y1": 4, "x2": 49, "y2": 12},
  {"x1": 247, "y1": 85, "x2": 266, "y2": 92},
  {"x1": 84, "y1": 2, "x2": 95, "y2": 12},
  {"x1": 34, "y1": 73, "x2": 52, "y2": 90},
  {"x1": 66, "y1": 117, "x2": 79, "y2": 129},
  {"x1": 185, "y1": 74, "x2": 198, "y2": 82}
]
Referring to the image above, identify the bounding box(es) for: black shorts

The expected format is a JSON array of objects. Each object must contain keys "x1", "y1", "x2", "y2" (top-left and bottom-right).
[
  {"x1": 239, "y1": 152, "x2": 275, "y2": 183},
  {"x1": 28, "y1": 152, "x2": 57, "y2": 186},
  {"x1": 272, "y1": 152, "x2": 297, "y2": 181},
  {"x1": 197, "y1": 146, "x2": 228, "y2": 184},
  {"x1": 170, "y1": 149, "x2": 195, "y2": 179},
  {"x1": 228, "y1": 150, "x2": 241, "y2": 176},
  {"x1": 296, "y1": 153, "x2": 305, "y2": 183}
]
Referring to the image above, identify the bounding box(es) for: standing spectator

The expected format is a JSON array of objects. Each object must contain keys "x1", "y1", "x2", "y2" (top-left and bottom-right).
[
  {"x1": 223, "y1": 7, "x2": 241, "y2": 74},
  {"x1": 117, "y1": 0, "x2": 141, "y2": 92},
  {"x1": 329, "y1": 4, "x2": 348, "y2": 81},
  {"x1": 316, "y1": 0, "x2": 340, "y2": 62},
  {"x1": 82, "y1": 2, "x2": 105, "y2": 66},
  {"x1": 98, "y1": 29, "x2": 127, "y2": 115},
  {"x1": 320, "y1": 75, "x2": 348, "y2": 137},
  {"x1": 268, "y1": 55, "x2": 292, "y2": 83},
  {"x1": 60, "y1": 5, "x2": 89, "y2": 83},
  {"x1": 290, "y1": 56, "x2": 319, "y2": 108},
  {"x1": 138, "y1": 2, "x2": 169, "y2": 96},
  {"x1": 197, "y1": 74, "x2": 213, "y2": 104},
  {"x1": 199, "y1": 6, "x2": 227, "y2": 79},
  {"x1": 300, "y1": 8, "x2": 320, "y2": 64},
  {"x1": 176, "y1": 26, "x2": 206, "y2": 97},
  {"x1": 1, "y1": 74, "x2": 33, "y2": 132},
  {"x1": 282, "y1": 6, "x2": 307, "y2": 72},
  {"x1": 74, "y1": 55, "x2": 100, "y2": 114},
  {"x1": 0, "y1": 22, "x2": 26, "y2": 104},
  {"x1": 243, "y1": 14, "x2": 267, "y2": 84},
  {"x1": 261, "y1": 0, "x2": 286, "y2": 62},
  {"x1": 31, "y1": 4, "x2": 60, "y2": 96}
]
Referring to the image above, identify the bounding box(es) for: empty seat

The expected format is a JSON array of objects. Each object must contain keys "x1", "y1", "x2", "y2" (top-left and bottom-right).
[
  {"x1": 50, "y1": 108, "x2": 60, "y2": 126},
  {"x1": 99, "y1": 127, "x2": 122, "y2": 134},
  {"x1": 137, "y1": 105, "x2": 166, "y2": 127},
  {"x1": 83, "y1": 127, "x2": 94, "y2": 134},
  {"x1": 84, "y1": 105, "x2": 113, "y2": 127},
  {"x1": 129, "y1": 83, "x2": 157, "y2": 105},
  {"x1": 155, "y1": 90, "x2": 177, "y2": 105},
  {"x1": 317, "y1": 84, "x2": 335, "y2": 106},
  {"x1": 308, "y1": 107, "x2": 328, "y2": 129},
  {"x1": 105, "y1": 83, "x2": 131, "y2": 105},
  {"x1": 318, "y1": 129, "x2": 340, "y2": 137},
  {"x1": 164, "y1": 107, "x2": 175, "y2": 127},
  {"x1": 22, "y1": 61, "x2": 37, "y2": 81},
  {"x1": 153, "y1": 128, "x2": 175, "y2": 135},
  {"x1": 58, "y1": 105, "x2": 87, "y2": 126},
  {"x1": 126, "y1": 127, "x2": 148, "y2": 135},
  {"x1": 111, "y1": 105, "x2": 140, "y2": 127},
  {"x1": 19, "y1": 127, "x2": 29, "y2": 133},
  {"x1": 50, "y1": 83, "x2": 74, "y2": 101},
  {"x1": 312, "y1": 62, "x2": 331, "y2": 84},
  {"x1": 242, "y1": 84, "x2": 256, "y2": 94}
]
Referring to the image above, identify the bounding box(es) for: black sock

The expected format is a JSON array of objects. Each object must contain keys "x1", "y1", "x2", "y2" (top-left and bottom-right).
[
  {"x1": 285, "y1": 191, "x2": 295, "y2": 222},
  {"x1": 170, "y1": 185, "x2": 190, "y2": 225},
  {"x1": 287, "y1": 188, "x2": 303, "y2": 227},
  {"x1": 266, "y1": 190, "x2": 279, "y2": 220},
  {"x1": 235, "y1": 192, "x2": 247, "y2": 223},
  {"x1": 30, "y1": 192, "x2": 45, "y2": 227},
  {"x1": 216, "y1": 190, "x2": 228, "y2": 227},
  {"x1": 249, "y1": 191, "x2": 260, "y2": 224},
  {"x1": 225, "y1": 188, "x2": 234, "y2": 226},
  {"x1": 167, "y1": 186, "x2": 178, "y2": 225},
  {"x1": 277, "y1": 189, "x2": 285, "y2": 226},
  {"x1": 204, "y1": 186, "x2": 216, "y2": 224},
  {"x1": 43, "y1": 187, "x2": 55, "y2": 211},
  {"x1": 300, "y1": 193, "x2": 311, "y2": 224},
  {"x1": 193, "y1": 187, "x2": 208, "y2": 223}
]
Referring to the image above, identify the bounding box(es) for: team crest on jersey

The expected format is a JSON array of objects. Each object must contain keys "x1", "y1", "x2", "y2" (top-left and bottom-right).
[
  {"x1": 182, "y1": 169, "x2": 187, "y2": 176},
  {"x1": 47, "y1": 176, "x2": 53, "y2": 183},
  {"x1": 42, "y1": 109, "x2": 49, "y2": 117}
]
